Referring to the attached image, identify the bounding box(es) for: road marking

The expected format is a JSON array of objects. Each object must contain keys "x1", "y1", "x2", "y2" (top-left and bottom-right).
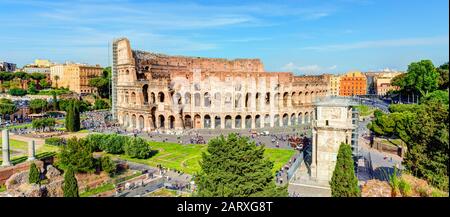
[{"x1": 288, "y1": 182, "x2": 331, "y2": 190}]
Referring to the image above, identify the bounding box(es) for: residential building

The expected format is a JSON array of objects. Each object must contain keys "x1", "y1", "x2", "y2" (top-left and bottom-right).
[
  {"x1": 374, "y1": 72, "x2": 403, "y2": 96},
  {"x1": 329, "y1": 75, "x2": 340, "y2": 96},
  {"x1": 339, "y1": 71, "x2": 367, "y2": 96},
  {"x1": 0, "y1": 61, "x2": 16, "y2": 72}
]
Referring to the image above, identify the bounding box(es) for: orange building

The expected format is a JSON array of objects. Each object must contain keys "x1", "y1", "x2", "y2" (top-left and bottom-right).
[{"x1": 339, "y1": 71, "x2": 367, "y2": 96}]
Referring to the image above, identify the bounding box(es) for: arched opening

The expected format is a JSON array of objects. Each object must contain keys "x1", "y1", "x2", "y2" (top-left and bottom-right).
[
  {"x1": 235, "y1": 93, "x2": 242, "y2": 108},
  {"x1": 194, "y1": 93, "x2": 201, "y2": 107},
  {"x1": 204, "y1": 115, "x2": 211, "y2": 128},
  {"x1": 214, "y1": 116, "x2": 221, "y2": 129},
  {"x1": 125, "y1": 92, "x2": 129, "y2": 104},
  {"x1": 245, "y1": 115, "x2": 252, "y2": 129},
  {"x1": 158, "y1": 115, "x2": 165, "y2": 128},
  {"x1": 255, "y1": 114, "x2": 261, "y2": 128},
  {"x1": 304, "y1": 112, "x2": 309, "y2": 124},
  {"x1": 214, "y1": 92, "x2": 221, "y2": 107},
  {"x1": 291, "y1": 92, "x2": 296, "y2": 106},
  {"x1": 158, "y1": 92, "x2": 165, "y2": 103},
  {"x1": 264, "y1": 114, "x2": 270, "y2": 127},
  {"x1": 204, "y1": 92, "x2": 211, "y2": 107},
  {"x1": 194, "y1": 114, "x2": 201, "y2": 129},
  {"x1": 185, "y1": 92, "x2": 191, "y2": 105},
  {"x1": 142, "y1": 85, "x2": 149, "y2": 104},
  {"x1": 245, "y1": 93, "x2": 251, "y2": 108},
  {"x1": 150, "y1": 92, "x2": 156, "y2": 104},
  {"x1": 174, "y1": 93, "x2": 182, "y2": 105},
  {"x1": 138, "y1": 115, "x2": 144, "y2": 130},
  {"x1": 298, "y1": 92, "x2": 303, "y2": 104},
  {"x1": 184, "y1": 115, "x2": 192, "y2": 129},
  {"x1": 255, "y1": 93, "x2": 260, "y2": 111},
  {"x1": 304, "y1": 92, "x2": 309, "y2": 104},
  {"x1": 151, "y1": 107, "x2": 157, "y2": 128},
  {"x1": 123, "y1": 114, "x2": 128, "y2": 127},
  {"x1": 131, "y1": 114, "x2": 136, "y2": 128},
  {"x1": 235, "y1": 115, "x2": 242, "y2": 128},
  {"x1": 265, "y1": 92, "x2": 270, "y2": 105},
  {"x1": 283, "y1": 92, "x2": 288, "y2": 107},
  {"x1": 131, "y1": 92, "x2": 136, "y2": 104},
  {"x1": 282, "y1": 113, "x2": 288, "y2": 126},
  {"x1": 274, "y1": 114, "x2": 280, "y2": 127},
  {"x1": 169, "y1": 116, "x2": 175, "y2": 129},
  {"x1": 298, "y1": 113, "x2": 303, "y2": 125},
  {"x1": 274, "y1": 93, "x2": 280, "y2": 108},
  {"x1": 225, "y1": 115, "x2": 232, "y2": 129},
  {"x1": 290, "y1": 113, "x2": 296, "y2": 126},
  {"x1": 224, "y1": 93, "x2": 232, "y2": 107}
]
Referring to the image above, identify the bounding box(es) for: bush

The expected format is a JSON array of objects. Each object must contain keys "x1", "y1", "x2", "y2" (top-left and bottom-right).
[
  {"x1": 100, "y1": 156, "x2": 116, "y2": 176},
  {"x1": 45, "y1": 137, "x2": 66, "y2": 146},
  {"x1": 28, "y1": 162, "x2": 40, "y2": 184},
  {"x1": 63, "y1": 167, "x2": 79, "y2": 197},
  {"x1": 85, "y1": 134, "x2": 106, "y2": 152},
  {"x1": 398, "y1": 178, "x2": 412, "y2": 196},
  {"x1": 58, "y1": 137, "x2": 95, "y2": 173},
  {"x1": 32, "y1": 118, "x2": 55, "y2": 130},
  {"x1": 101, "y1": 134, "x2": 127, "y2": 154},
  {"x1": 8, "y1": 88, "x2": 27, "y2": 96},
  {"x1": 330, "y1": 143, "x2": 360, "y2": 197},
  {"x1": 93, "y1": 99, "x2": 110, "y2": 110},
  {"x1": 124, "y1": 137, "x2": 152, "y2": 159}
]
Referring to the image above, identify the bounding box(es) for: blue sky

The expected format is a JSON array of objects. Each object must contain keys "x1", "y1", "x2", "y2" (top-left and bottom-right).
[{"x1": 0, "y1": 0, "x2": 448, "y2": 74}]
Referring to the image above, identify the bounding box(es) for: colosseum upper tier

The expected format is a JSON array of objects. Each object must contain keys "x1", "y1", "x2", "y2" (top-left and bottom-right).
[{"x1": 112, "y1": 38, "x2": 329, "y2": 131}]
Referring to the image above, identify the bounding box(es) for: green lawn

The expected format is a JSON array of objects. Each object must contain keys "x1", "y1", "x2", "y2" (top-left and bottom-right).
[
  {"x1": 356, "y1": 105, "x2": 375, "y2": 117},
  {"x1": 80, "y1": 183, "x2": 115, "y2": 197},
  {"x1": 113, "y1": 141, "x2": 296, "y2": 175},
  {"x1": 0, "y1": 138, "x2": 27, "y2": 150}
]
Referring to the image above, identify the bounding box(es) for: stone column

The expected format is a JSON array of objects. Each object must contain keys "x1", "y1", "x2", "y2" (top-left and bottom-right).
[
  {"x1": 310, "y1": 129, "x2": 317, "y2": 179},
  {"x1": 2, "y1": 129, "x2": 11, "y2": 167},
  {"x1": 28, "y1": 140, "x2": 36, "y2": 161}
]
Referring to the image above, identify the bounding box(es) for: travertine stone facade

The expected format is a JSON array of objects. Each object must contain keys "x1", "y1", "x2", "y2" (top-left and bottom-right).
[
  {"x1": 311, "y1": 97, "x2": 356, "y2": 183},
  {"x1": 113, "y1": 38, "x2": 329, "y2": 131}
]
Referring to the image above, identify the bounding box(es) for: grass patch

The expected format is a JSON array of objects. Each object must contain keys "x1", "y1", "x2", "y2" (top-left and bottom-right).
[
  {"x1": 0, "y1": 123, "x2": 32, "y2": 130},
  {"x1": 0, "y1": 138, "x2": 28, "y2": 150},
  {"x1": 146, "y1": 188, "x2": 191, "y2": 197},
  {"x1": 80, "y1": 183, "x2": 115, "y2": 197},
  {"x1": 0, "y1": 184, "x2": 6, "y2": 192},
  {"x1": 113, "y1": 141, "x2": 296, "y2": 175},
  {"x1": 0, "y1": 151, "x2": 56, "y2": 165},
  {"x1": 356, "y1": 105, "x2": 375, "y2": 117}
]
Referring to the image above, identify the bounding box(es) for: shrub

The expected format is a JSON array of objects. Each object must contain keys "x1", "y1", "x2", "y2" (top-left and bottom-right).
[
  {"x1": 330, "y1": 143, "x2": 360, "y2": 197},
  {"x1": 45, "y1": 137, "x2": 66, "y2": 146},
  {"x1": 389, "y1": 167, "x2": 400, "y2": 196},
  {"x1": 100, "y1": 156, "x2": 116, "y2": 177},
  {"x1": 93, "y1": 99, "x2": 110, "y2": 110},
  {"x1": 28, "y1": 162, "x2": 40, "y2": 184},
  {"x1": 101, "y1": 134, "x2": 127, "y2": 154},
  {"x1": 398, "y1": 178, "x2": 412, "y2": 196},
  {"x1": 63, "y1": 167, "x2": 79, "y2": 197},
  {"x1": 58, "y1": 137, "x2": 95, "y2": 172},
  {"x1": 85, "y1": 134, "x2": 106, "y2": 152},
  {"x1": 32, "y1": 118, "x2": 55, "y2": 130},
  {"x1": 8, "y1": 88, "x2": 27, "y2": 96},
  {"x1": 124, "y1": 137, "x2": 152, "y2": 159}
]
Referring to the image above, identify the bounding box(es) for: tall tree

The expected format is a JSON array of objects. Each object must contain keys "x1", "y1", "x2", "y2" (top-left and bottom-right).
[
  {"x1": 405, "y1": 60, "x2": 439, "y2": 96},
  {"x1": 63, "y1": 167, "x2": 79, "y2": 197},
  {"x1": 330, "y1": 143, "x2": 360, "y2": 197},
  {"x1": 0, "y1": 98, "x2": 17, "y2": 121},
  {"x1": 195, "y1": 133, "x2": 288, "y2": 197},
  {"x1": 59, "y1": 137, "x2": 95, "y2": 172},
  {"x1": 437, "y1": 62, "x2": 449, "y2": 90}
]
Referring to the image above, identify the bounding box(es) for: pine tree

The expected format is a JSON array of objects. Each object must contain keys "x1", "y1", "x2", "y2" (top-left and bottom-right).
[
  {"x1": 63, "y1": 167, "x2": 79, "y2": 197},
  {"x1": 52, "y1": 91, "x2": 58, "y2": 111},
  {"x1": 195, "y1": 133, "x2": 287, "y2": 197},
  {"x1": 72, "y1": 100, "x2": 80, "y2": 131},
  {"x1": 65, "y1": 100, "x2": 73, "y2": 132},
  {"x1": 28, "y1": 162, "x2": 40, "y2": 184},
  {"x1": 330, "y1": 143, "x2": 360, "y2": 197}
]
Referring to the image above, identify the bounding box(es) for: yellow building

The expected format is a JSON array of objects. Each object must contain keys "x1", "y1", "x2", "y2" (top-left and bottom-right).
[
  {"x1": 374, "y1": 72, "x2": 403, "y2": 96},
  {"x1": 34, "y1": 59, "x2": 53, "y2": 67},
  {"x1": 329, "y1": 75, "x2": 341, "y2": 96},
  {"x1": 50, "y1": 63, "x2": 103, "y2": 94}
]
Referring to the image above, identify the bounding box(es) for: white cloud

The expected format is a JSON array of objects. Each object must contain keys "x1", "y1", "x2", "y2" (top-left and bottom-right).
[
  {"x1": 302, "y1": 35, "x2": 449, "y2": 51},
  {"x1": 282, "y1": 62, "x2": 337, "y2": 74}
]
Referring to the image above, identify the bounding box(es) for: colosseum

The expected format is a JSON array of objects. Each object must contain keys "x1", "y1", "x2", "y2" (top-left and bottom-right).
[{"x1": 111, "y1": 38, "x2": 329, "y2": 131}]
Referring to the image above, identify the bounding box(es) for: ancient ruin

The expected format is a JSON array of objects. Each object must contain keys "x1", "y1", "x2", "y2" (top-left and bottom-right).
[{"x1": 112, "y1": 38, "x2": 329, "y2": 131}]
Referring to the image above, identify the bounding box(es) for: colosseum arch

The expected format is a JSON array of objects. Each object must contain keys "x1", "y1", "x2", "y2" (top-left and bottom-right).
[
  {"x1": 214, "y1": 92, "x2": 221, "y2": 108},
  {"x1": 304, "y1": 112, "x2": 309, "y2": 124},
  {"x1": 123, "y1": 114, "x2": 129, "y2": 127},
  {"x1": 125, "y1": 91, "x2": 129, "y2": 104},
  {"x1": 255, "y1": 114, "x2": 261, "y2": 128},
  {"x1": 255, "y1": 93, "x2": 261, "y2": 111},
  {"x1": 235, "y1": 93, "x2": 242, "y2": 108},
  {"x1": 245, "y1": 115, "x2": 252, "y2": 129},
  {"x1": 225, "y1": 115, "x2": 232, "y2": 128},
  {"x1": 290, "y1": 113, "x2": 296, "y2": 126},
  {"x1": 185, "y1": 92, "x2": 191, "y2": 105},
  {"x1": 204, "y1": 115, "x2": 211, "y2": 128},
  {"x1": 264, "y1": 114, "x2": 270, "y2": 127},
  {"x1": 142, "y1": 84, "x2": 149, "y2": 104},
  {"x1": 245, "y1": 93, "x2": 251, "y2": 108},
  {"x1": 150, "y1": 92, "x2": 156, "y2": 104},
  {"x1": 131, "y1": 92, "x2": 137, "y2": 104},
  {"x1": 204, "y1": 92, "x2": 211, "y2": 107},
  {"x1": 184, "y1": 115, "x2": 192, "y2": 129},
  {"x1": 214, "y1": 116, "x2": 221, "y2": 128},
  {"x1": 304, "y1": 92, "x2": 309, "y2": 104},
  {"x1": 138, "y1": 115, "x2": 145, "y2": 130},
  {"x1": 194, "y1": 93, "x2": 201, "y2": 107},
  {"x1": 282, "y1": 113, "x2": 289, "y2": 126},
  {"x1": 291, "y1": 92, "x2": 297, "y2": 106},
  {"x1": 235, "y1": 115, "x2": 242, "y2": 128},
  {"x1": 274, "y1": 93, "x2": 280, "y2": 108},
  {"x1": 131, "y1": 114, "x2": 137, "y2": 128},
  {"x1": 283, "y1": 92, "x2": 288, "y2": 107},
  {"x1": 224, "y1": 93, "x2": 232, "y2": 107},
  {"x1": 265, "y1": 92, "x2": 270, "y2": 106},
  {"x1": 274, "y1": 114, "x2": 280, "y2": 127},
  {"x1": 194, "y1": 114, "x2": 201, "y2": 129},
  {"x1": 298, "y1": 91, "x2": 303, "y2": 104},
  {"x1": 158, "y1": 115, "x2": 165, "y2": 128},
  {"x1": 298, "y1": 112, "x2": 303, "y2": 125},
  {"x1": 168, "y1": 115, "x2": 175, "y2": 129},
  {"x1": 158, "y1": 92, "x2": 165, "y2": 103}
]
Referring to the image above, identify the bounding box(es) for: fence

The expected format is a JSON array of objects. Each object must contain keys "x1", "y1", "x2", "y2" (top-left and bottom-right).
[{"x1": 287, "y1": 152, "x2": 304, "y2": 181}]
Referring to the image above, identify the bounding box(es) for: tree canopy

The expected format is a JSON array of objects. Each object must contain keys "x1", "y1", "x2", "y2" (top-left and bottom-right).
[
  {"x1": 195, "y1": 133, "x2": 288, "y2": 197},
  {"x1": 330, "y1": 143, "x2": 360, "y2": 197}
]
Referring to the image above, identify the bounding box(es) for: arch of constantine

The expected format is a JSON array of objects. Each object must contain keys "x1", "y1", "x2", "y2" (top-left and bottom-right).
[{"x1": 111, "y1": 38, "x2": 329, "y2": 131}]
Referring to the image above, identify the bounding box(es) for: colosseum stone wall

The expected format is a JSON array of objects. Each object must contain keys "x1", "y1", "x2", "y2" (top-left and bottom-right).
[{"x1": 112, "y1": 38, "x2": 329, "y2": 131}]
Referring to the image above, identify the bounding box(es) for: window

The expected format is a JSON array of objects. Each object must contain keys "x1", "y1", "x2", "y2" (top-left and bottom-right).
[{"x1": 326, "y1": 120, "x2": 329, "y2": 126}]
